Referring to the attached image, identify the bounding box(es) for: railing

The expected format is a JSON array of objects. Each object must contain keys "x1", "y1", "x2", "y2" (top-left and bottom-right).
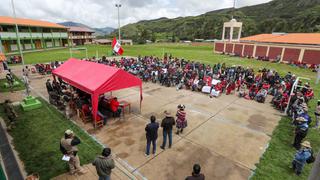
[
  {"x1": 19, "y1": 32, "x2": 31, "y2": 38},
  {"x1": 60, "y1": 33, "x2": 68, "y2": 38},
  {"x1": 52, "y1": 32, "x2": 61, "y2": 38},
  {"x1": 31, "y1": 33, "x2": 42, "y2": 38},
  {"x1": 0, "y1": 32, "x2": 17, "y2": 39},
  {"x1": 43, "y1": 33, "x2": 52, "y2": 38}
]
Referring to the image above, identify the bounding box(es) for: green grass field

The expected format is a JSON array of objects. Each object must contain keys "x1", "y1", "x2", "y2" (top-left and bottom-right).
[
  {"x1": 0, "y1": 74, "x2": 25, "y2": 92},
  {"x1": 0, "y1": 98, "x2": 102, "y2": 180},
  {"x1": 7, "y1": 43, "x2": 320, "y2": 179}
]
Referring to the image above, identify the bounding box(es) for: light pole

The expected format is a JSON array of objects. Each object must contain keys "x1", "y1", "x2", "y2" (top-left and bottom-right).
[
  {"x1": 11, "y1": 0, "x2": 24, "y2": 65},
  {"x1": 115, "y1": 3, "x2": 121, "y2": 42}
]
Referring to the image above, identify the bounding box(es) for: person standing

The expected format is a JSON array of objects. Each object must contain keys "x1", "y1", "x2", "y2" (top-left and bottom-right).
[
  {"x1": 60, "y1": 129, "x2": 86, "y2": 175},
  {"x1": 145, "y1": 116, "x2": 159, "y2": 156},
  {"x1": 292, "y1": 141, "x2": 312, "y2": 176},
  {"x1": 5, "y1": 69, "x2": 14, "y2": 92},
  {"x1": 92, "y1": 148, "x2": 115, "y2": 180},
  {"x1": 185, "y1": 164, "x2": 205, "y2": 180},
  {"x1": 176, "y1": 104, "x2": 187, "y2": 135},
  {"x1": 160, "y1": 110, "x2": 175, "y2": 150},
  {"x1": 293, "y1": 117, "x2": 309, "y2": 150}
]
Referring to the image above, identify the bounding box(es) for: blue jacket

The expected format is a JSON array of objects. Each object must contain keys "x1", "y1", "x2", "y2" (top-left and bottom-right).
[
  {"x1": 145, "y1": 122, "x2": 159, "y2": 140},
  {"x1": 294, "y1": 148, "x2": 311, "y2": 164}
]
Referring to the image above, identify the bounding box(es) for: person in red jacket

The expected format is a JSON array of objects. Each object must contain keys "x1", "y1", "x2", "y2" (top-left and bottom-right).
[{"x1": 109, "y1": 97, "x2": 122, "y2": 117}]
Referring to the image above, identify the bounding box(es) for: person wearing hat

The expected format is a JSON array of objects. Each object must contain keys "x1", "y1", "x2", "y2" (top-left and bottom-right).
[
  {"x1": 176, "y1": 104, "x2": 187, "y2": 135},
  {"x1": 145, "y1": 115, "x2": 159, "y2": 156},
  {"x1": 60, "y1": 129, "x2": 86, "y2": 175},
  {"x1": 160, "y1": 110, "x2": 175, "y2": 150},
  {"x1": 92, "y1": 148, "x2": 115, "y2": 180},
  {"x1": 185, "y1": 164, "x2": 205, "y2": 180},
  {"x1": 293, "y1": 117, "x2": 309, "y2": 150},
  {"x1": 292, "y1": 141, "x2": 312, "y2": 175}
]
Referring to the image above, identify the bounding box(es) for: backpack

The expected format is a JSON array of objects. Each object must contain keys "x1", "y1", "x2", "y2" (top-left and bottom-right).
[{"x1": 306, "y1": 150, "x2": 315, "y2": 164}]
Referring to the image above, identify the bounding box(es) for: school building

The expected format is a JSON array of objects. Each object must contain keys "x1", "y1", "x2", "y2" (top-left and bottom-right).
[
  {"x1": 67, "y1": 26, "x2": 95, "y2": 46},
  {"x1": 0, "y1": 16, "x2": 69, "y2": 54},
  {"x1": 214, "y1": 33, "x2": 320, "y2": 65}
]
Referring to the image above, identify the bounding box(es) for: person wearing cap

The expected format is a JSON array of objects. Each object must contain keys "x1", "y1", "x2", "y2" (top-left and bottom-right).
[
  {"x1": 176, "y1": 104, "x2": 187, "y2": 135},
  {"x1": 292, "y1": 141, "x2": 312, "y2": 175},
  {"x1": 293, "y1": 117, "x2": 309, "y2": 150},
  {"x1": 145, "y1": 115, "x2": 159, "y2": 156},
  {"x1": 160, "y1": 110, "x2": 175, "y2": 150},
  {"x1": 92, "y1": 148, "x2": 115, "y2": 180},
  {"x1": 185, "y1": 164, "x2": 205, "y2": 180},
  {"x1": 60, "y1": 129, "x2": 86, "y2": 175}
]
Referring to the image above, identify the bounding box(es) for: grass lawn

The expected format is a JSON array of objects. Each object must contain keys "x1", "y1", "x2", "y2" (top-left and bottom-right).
[
  {"x1": 7, "y1": 43, "x2": 320, "y2": 179},
  {"x1": 0, "y1": 74, "x2": 25, "y2": 92},
  {"x1": 0, "y1": 98, "x2": 102, "y2": 180}
]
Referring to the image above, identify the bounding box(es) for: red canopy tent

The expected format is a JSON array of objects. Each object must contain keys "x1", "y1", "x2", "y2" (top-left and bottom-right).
[{"x1": 52, "y1": 58, "x2": 142, "y2": 126}]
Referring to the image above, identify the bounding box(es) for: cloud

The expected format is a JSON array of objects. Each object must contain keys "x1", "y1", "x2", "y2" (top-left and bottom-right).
[{"x1": 0, "y1": 0, "x2": 271, "y2": 28}]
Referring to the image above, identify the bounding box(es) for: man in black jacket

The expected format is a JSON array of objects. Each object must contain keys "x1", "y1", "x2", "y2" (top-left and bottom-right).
[
  {"x1": 145, "y1": 116, "x2": 159, "y2": 156},
  {"x1": 185, "y1": 164, "x2": 205, "y2": 180},
  {"x1": 160, "y1": 111, "x2": 175, "y2": 150}
]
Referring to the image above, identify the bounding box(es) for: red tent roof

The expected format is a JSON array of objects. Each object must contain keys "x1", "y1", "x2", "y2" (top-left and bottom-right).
[
  {"x1": 52, "y1": 58, "x2": 143, "y2": 124},
  {"x1": 52, "y1": 58, "x2": 142, "y2": 94}
]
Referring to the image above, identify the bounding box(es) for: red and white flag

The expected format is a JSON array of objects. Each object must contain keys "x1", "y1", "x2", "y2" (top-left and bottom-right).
[{"x1": 112, "y1": 37, "x2": 124, "y2": 55}]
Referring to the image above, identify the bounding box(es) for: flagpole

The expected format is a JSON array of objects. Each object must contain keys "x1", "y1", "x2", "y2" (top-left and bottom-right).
[
  {"x1": 115, "y1": 4, "x2": 121, "y2": 42},
  {"x1": 11, "y1": 0, "x2": 24, "y2": 65}
]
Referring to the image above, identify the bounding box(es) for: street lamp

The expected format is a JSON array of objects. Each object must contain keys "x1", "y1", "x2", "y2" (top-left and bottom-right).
[
  {"x1": 115, "y1": 3, "x2": 121, "y2": 42},
  {"x1": 11, "y1": 0, "x2": 24, "y2": 65}
]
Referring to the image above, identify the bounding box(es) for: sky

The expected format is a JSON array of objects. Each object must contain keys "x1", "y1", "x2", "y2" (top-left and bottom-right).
[{"x1": 0, "y1": 0, "x2": 272, "y2": 28}]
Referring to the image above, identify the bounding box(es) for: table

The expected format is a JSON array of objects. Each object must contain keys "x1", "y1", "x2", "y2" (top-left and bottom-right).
[{"x1": 119, "y1": 100, "x2": 131, "y2": 117}]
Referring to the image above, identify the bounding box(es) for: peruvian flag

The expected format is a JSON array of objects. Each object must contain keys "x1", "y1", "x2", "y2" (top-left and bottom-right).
[{"x1": 112, "y1": 37, "x2": 124, "y2": 55}]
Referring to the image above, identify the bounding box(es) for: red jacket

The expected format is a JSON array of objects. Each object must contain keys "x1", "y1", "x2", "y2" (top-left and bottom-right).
[{"x1": 110, "y1": 99, "x2": 119, "y2": 112}]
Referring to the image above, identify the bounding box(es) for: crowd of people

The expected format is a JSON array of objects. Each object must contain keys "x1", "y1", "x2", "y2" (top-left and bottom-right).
[
  {"x1": 46, "y1": 77, "x2": 122, "y2": 126},
  {"x1": 37, "y1": 55, "x2": 319, "y2": 177}
]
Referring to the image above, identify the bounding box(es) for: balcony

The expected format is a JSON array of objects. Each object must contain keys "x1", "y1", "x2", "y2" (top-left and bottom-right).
[
  {"x1": 43, "y1": 33, "x2": 52, "y2": 38},
  {"x1": 19, "y1": 32, "x2": 31, "y2": 38},
  {"x1": 69, "y1": 35, "x2": 95, "y2": 39},
  {"x1": 60, "y1": 33, "x2": 68, "y2": 38},
  {"x1": 0, "y1": 32, "x2": 17, "y2": 39},
  {"x1": 52, "y1": 32, "x2": 61, "y2": 38},
  {"x1": 31, "y1": 33, "x2": 42, "y2": 38}
]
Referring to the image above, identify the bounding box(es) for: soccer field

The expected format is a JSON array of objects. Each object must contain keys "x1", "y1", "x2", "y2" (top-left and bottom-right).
[{"x1": 21, "y1": 43, "x2": 316, "y2": 80}]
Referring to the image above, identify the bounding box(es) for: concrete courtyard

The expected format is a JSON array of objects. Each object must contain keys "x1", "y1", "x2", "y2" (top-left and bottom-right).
[{"x1": 8, "y1": 66, "x2": 283, "y2": 180}]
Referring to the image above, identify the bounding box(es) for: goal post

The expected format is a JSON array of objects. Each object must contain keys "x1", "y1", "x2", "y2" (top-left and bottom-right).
[
  {"x1": 69, "y1": 47, "x2": 88, "y2": 59},
  {"x1": 284, "y1": 76, "x2": 311, "y2": 114}
]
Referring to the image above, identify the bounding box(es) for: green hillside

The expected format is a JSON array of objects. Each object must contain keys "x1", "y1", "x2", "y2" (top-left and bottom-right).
[{"x1": 110, "y1": 0, "x2": 320, "y2": 43}]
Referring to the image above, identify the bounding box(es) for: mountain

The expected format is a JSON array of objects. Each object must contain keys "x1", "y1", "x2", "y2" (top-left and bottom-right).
[
  {"x1": 93, "y1": 27, "x2": 115, "y2": 36},
  {"x1": 58, "y1": 21, "x2": 115, "y2": 36},
  {"x1": 58, "y1": 21, "x2": 91, "y2": 28},
  {"x1": 111, "y1": 0, "x2": 320, "y2": 43}
]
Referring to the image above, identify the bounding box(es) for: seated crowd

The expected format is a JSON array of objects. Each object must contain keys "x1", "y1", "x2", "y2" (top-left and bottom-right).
[{"x1": 45, "y1": 77, "x2": 122, "y2": 126}]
